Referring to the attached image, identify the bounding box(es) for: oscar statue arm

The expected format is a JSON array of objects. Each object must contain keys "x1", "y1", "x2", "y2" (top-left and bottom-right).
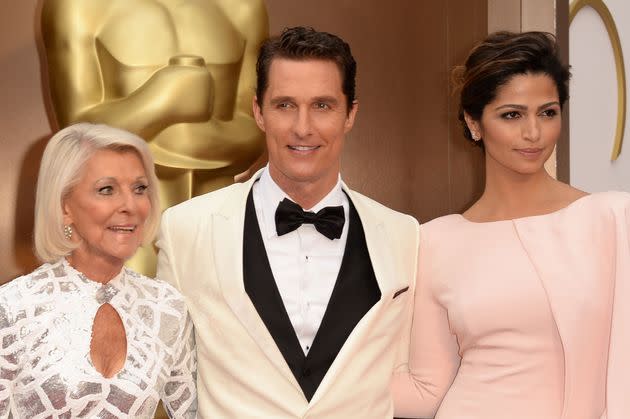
[
  {"x1": 41, "y1": 0, "x2": 212, "y2": 139},
  {"x1": 148, "y1": 0, "x2": 269, "y2": 173},
  {"x1": 226, "y1": 0, "x2": 269, "y2": 117},
  {"x1": 220, "y1": 0, "x2": 269, "y2": 180}
]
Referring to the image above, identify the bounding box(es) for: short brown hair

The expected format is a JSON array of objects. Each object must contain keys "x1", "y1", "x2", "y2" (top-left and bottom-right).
[{"x1": 255, "y1": 26, "x2": 357, "y2": 111}]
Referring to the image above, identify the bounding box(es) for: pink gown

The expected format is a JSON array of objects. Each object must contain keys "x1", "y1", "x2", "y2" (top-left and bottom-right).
[{"x1": 392, "y1": 191, "x2": 630, "y2": 419}]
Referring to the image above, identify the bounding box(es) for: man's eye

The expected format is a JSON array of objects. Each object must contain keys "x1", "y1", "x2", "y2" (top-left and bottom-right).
[
  {"x1": 314, "y1": 103, "x2": 330, "y2": 110},
  {"x1": 277, "y1": 103, "x2": 292, "y2": 109}
]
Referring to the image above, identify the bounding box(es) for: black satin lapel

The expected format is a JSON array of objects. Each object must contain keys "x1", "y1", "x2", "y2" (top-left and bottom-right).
[
  {"x1": 301, "y1": 199, "x2": 381, "y2": 399},
  {"x1": 243, "y1": 191, "x2": 306, "y2": 379}
]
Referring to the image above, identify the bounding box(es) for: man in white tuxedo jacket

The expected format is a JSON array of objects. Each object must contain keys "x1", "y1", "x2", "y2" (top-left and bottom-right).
[{"x1": 157, "y1": 26, "x2": 419, "y2": 418}]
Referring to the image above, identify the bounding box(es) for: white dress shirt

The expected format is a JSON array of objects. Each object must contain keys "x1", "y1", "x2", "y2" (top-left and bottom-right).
[{"x1": 252, "y1": 167, "x2": 350, "y2": 354}]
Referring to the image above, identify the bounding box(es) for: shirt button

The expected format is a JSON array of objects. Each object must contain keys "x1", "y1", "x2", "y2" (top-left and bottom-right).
[{"x1": 302, "y1": 367, "x2": 312, "y2": 377}]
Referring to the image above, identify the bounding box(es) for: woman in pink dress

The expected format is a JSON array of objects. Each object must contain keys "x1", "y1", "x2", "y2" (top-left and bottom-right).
[{"x1": 392, "y1": 31, "x2": 630, "y2": 419}]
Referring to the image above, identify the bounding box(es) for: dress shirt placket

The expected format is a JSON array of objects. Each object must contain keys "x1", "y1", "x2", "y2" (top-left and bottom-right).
[{"x1": 298, "y1": 226, "x2": 317, "y2": 353}]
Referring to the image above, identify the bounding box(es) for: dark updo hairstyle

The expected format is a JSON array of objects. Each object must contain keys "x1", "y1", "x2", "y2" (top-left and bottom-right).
[
  {"x1": 453, "y1": 31, "x2": 571, "y2": 145},
  {"x1": 255, "y1": 26, "x2": 357, "y2": 112}
]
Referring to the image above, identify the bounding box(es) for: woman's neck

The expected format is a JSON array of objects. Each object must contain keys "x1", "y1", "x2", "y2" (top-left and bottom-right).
[
  {"x1": 467, "y1": 157, "x2": 565, "y2": 221},
  {"x1": 66, "y1": 251, "x2": 124, "y2": 284}
]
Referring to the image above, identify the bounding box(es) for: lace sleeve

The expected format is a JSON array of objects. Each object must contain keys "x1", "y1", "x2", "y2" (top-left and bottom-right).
[
  {"x1": 0, "y1": 285, "x2": 22, "y2": 419},
  {"x1": 160, "y1": 308, "x2": 197, "y2": 418}
]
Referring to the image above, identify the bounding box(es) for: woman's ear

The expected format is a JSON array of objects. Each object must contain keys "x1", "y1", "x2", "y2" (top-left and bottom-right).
[
  {"x1": 464, "y1": 112, "x2": 481, "y2": 141},
  {"x1": 62, "y1": 198, "x2": 73, "y2": 226}
]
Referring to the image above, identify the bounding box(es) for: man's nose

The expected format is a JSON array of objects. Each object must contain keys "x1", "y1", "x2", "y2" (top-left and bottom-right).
[{"x1": 293, "y1": 107, "x2": 313, "y2": 138}]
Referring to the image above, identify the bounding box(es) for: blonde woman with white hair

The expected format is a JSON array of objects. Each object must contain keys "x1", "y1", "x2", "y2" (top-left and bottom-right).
[{"x1": 0, "y1": 123, "x2": 197, "y2": 418}]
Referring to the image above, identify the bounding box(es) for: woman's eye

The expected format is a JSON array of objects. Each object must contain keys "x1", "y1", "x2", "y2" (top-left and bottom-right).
[
  {"x1": 98, "y1": 186, "x2": 113, "y2": 195},
  {"x1": 541, "y1": 109, "x2": 558, "y2": 117},
  {"x1": 501, "y1": 111, "x2": 520, "y2": 119},
  {"x1": 134, "y1": 184, "x2": 149, "y2": 194}
]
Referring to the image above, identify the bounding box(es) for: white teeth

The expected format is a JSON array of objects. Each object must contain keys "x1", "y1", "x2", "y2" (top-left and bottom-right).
[
  {"x1": 110, "y1": 226, "x2": 135, "y2": 232},
  {"x1": 289, "y1": 145, "x2": 318, "y2": 151}
]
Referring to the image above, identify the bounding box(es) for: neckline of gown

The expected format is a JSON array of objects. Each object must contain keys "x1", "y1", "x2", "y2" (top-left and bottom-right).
[
  {"x1": 456, "y1": 192, "x2": 596, "y2": 225},
  {"x1": 60, "y1": 258, "x2": 126, "y2": 291}
]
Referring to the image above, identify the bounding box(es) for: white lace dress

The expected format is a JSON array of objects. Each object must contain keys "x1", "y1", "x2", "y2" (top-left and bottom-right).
[{"x1": 0, "y1": 259, "x2": 197, "y2": 418}]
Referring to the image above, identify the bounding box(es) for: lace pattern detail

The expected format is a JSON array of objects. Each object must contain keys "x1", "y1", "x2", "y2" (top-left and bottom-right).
[{"x1": 0, "y1": 260, "x2": 197, "y2": 418}]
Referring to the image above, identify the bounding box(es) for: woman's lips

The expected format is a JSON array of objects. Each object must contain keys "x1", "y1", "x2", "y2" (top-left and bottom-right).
[
  {"x1": 108, "y1": 225, "x2": 137, "y2": 233},
  {"x1": 515, "y1": 148, "x2": 543, "y2": 158}
]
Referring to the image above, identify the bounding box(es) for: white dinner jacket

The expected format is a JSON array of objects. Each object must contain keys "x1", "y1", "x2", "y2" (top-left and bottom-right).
[{"x1": 156, "y1": 169, "x2": 419, "y2": 418}]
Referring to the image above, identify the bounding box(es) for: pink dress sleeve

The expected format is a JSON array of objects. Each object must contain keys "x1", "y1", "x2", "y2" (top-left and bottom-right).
[
  {"x1": 391, "y1": 227, "x2": 461, "y2": 418},
  {"x1": 603, "y1": 200, "x2": 630, "y2": 419}
]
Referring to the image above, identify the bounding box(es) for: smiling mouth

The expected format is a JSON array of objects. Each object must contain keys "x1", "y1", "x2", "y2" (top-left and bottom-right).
[
  {"x1": 108, "y1": 226, "x2": 137, "y2": 233},
  {"x1": 288, "y1": 145, "x2": 320, "y2": 152}
]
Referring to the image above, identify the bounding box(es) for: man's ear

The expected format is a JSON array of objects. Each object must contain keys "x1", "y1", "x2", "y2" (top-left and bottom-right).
[
  {"x1": 344, "y1": 100, "x2": 359, "y2": 133},
  {"x1": 253, "y1": 96, "x2": 265, "y2": 131}
]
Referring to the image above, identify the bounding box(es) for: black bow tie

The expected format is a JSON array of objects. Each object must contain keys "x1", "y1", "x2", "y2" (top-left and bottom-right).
[{"x1": 275, "y1": 198, "x2": 345, "y2": 240}]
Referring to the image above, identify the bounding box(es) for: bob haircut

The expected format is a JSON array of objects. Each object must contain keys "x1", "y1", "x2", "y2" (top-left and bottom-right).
[{"x1": 34, "y1": 122, "x2": 160, "y2": 263}]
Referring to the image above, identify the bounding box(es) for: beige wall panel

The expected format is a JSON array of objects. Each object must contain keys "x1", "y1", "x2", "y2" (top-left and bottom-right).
[
  {"x1": 522, "y1": 0, "x2": 556, "y2": 32},
  {"x1": 0, "y1": 1, "x2": 50, "y2": 280},
  {"x1": 489, "y1": 0, "x2": 522, "y2": 32},
  {"x1": 447, "y1": 0, "x2": 488, "y2": 213}
]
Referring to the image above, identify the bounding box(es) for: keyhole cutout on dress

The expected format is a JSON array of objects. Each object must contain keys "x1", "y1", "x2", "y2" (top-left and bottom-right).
[{"x1": 90, "y1": 303, "x2": 127, "y2": 378}]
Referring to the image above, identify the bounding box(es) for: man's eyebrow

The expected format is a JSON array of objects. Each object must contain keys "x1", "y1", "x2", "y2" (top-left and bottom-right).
[
  {"x1": 269, "y1": 96, "x2": 294, "y2": 106},
  {"x1": 312, "y1": 96, "x2": 339, "y2": 104}
]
